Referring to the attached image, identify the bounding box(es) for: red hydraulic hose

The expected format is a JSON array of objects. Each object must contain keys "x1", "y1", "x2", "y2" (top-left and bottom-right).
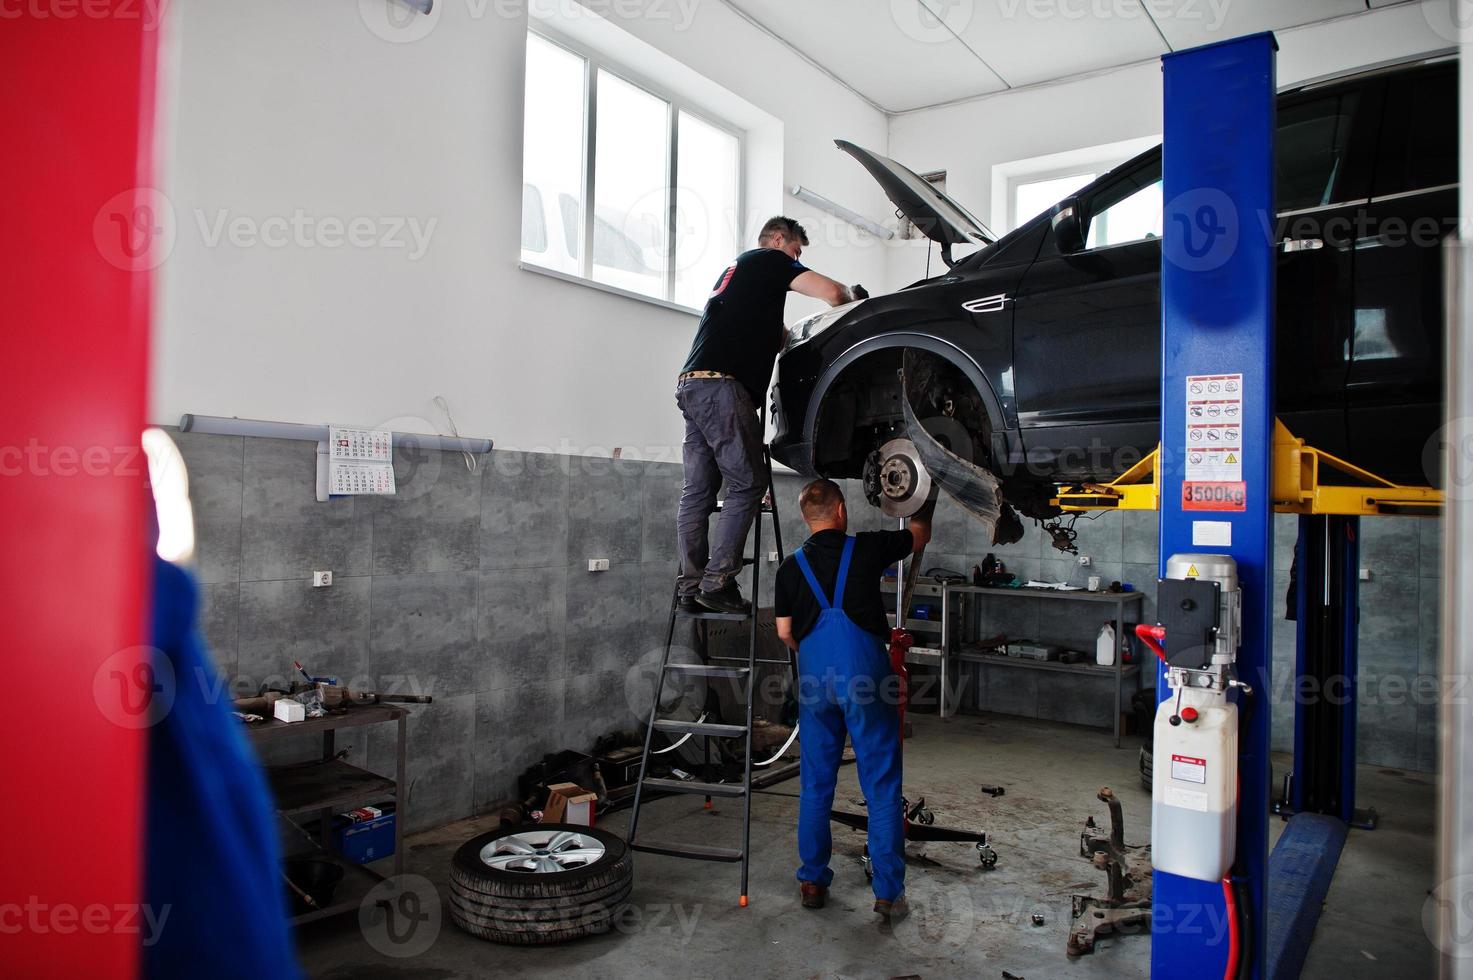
[
  {"x1": 1135, "y1": 623, "x2": 1168, "y2": 664},
  {"x1": 1222, "y1": 876, "x2": 1240, "y2": 979}
]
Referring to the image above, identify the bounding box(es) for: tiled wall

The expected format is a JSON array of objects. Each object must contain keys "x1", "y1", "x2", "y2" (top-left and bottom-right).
[
  {"x1": 177, "y1": 428, "x2": 1441, "y2": 839},
  {"x1": 174, "y1": 427, "x2": 770, "y2": 833}
]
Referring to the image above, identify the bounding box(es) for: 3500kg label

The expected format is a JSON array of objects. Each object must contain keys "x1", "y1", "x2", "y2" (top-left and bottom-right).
[{"x1": 1182, "y1": 481, "x2": 1246, "y2": 511}]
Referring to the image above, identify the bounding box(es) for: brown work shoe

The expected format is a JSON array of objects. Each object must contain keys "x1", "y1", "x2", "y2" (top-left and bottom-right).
[
  {"x1": 799, "y1": 882, "x2": 827, "y2": 909},
  {"x1": 874, "y1": 895, "x2": 909, "y2": 922}
]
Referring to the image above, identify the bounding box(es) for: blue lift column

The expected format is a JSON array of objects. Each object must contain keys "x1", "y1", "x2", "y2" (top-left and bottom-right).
[{"x1": 1155, "y1": 33, "x2": 1276, "y2": 978}]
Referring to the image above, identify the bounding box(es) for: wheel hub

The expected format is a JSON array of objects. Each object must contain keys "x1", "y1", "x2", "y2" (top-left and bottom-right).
[{"x1": 479, "y1": 830, "x2": 606, "y2": 874}]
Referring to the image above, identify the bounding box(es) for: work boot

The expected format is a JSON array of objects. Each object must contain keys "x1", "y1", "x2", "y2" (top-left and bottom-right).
[
  {"x1": 799, "y1": 882, "x2": 827, "y2": 909},
  {"x1": 696, "y1": 582, "x2": 750, "y2": 615},
  {"x1": 677, "y1": 595, "x2": 703, "y2": 615},
  {"x1": 874, "y1": 895, "x2": 909, "y2": 923}
]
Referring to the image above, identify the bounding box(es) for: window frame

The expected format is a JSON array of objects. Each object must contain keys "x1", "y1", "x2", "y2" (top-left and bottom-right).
[
  {"x1": 1075, "y1": 153, "x2": 1162, "y2": 252},
  {"x1": 1010, "y1": 168, "x2": 1098, "y2": 235},
  {"x1": 522, "y1": 27, "x2": 746, "y2": 312}
]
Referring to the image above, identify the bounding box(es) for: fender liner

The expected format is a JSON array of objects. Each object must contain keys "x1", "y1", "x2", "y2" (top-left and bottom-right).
[{"x1": 801, "y1": 332, "x2": 1011, "y2": 471}]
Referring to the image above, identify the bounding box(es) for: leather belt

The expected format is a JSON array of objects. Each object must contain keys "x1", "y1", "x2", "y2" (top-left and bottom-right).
[{"x1": 678, "y1": 370, "x2": 736, "y2": 382}]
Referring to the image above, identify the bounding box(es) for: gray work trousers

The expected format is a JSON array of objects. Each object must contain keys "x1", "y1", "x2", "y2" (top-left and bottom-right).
[{"x1": 674, "y1": 377, "x2": 766, "y2": 595}]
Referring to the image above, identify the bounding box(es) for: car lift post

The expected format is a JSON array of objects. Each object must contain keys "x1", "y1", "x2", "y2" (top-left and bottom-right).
[
  {"x1": 1154, "y1": 33, "x2": 1277, "y2": 978},
  {"x1": 1289, "y1": 514, "x2": 1364, "y2": 826}
]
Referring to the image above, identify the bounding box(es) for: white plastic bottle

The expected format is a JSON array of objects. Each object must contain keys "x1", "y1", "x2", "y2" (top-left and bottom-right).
[{"x1": 1095, "y1": 622, "x2": 1116, "y2": 666}]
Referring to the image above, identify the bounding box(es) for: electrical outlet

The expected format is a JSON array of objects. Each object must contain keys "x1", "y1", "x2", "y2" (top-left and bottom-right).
[
  {"x1": 1077, "y1": 555, "x2": 1091, "y2": 567},
  {"x1": 1359, "y1": 567, "x2": 1372, "y2": 581},
  {"x1": 588, "y1": 559, "x2": 610, "y2": 572},
  {"x1": 768, "y1": 551, "x2": 779, "y2": 563},
  {"x1": 312, "y1": 570, "x2": 333, "y2": 587}
]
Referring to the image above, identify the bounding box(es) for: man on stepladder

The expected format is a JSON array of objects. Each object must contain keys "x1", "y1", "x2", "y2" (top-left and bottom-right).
[
  {"x1": 774, "y1": 479, "x2": 932, "y2": 920},
  {"x1": 676, "y1": 216, "x2": 864, "y2": 616}
]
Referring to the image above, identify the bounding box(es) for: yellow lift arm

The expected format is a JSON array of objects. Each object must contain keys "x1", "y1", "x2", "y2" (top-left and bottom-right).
[{"x1": 1052, "y1": 419, "x2": 1442, "y2": 517}]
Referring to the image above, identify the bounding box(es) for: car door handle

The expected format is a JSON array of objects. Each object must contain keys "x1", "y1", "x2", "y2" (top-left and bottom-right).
[
  {"x1": 962, "y1": 294, "x2": 1009, "y2": 314},
  {"x1": 1279, "y1": 238, "x2": 1324, "y2": 252}
]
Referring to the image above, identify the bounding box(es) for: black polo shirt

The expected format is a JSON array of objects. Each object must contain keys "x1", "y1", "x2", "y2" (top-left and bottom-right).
[
  {"x1": 680, "y1": 247, "x2": 808, "y2": 402},
  {"x1": 774, "y1": 529, "x2": 915, "y2": 642}
]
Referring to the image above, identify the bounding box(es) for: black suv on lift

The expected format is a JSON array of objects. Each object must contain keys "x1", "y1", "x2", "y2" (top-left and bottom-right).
[{"x1": 769, "y1": 56, "x2": 1457, "y2": 526}]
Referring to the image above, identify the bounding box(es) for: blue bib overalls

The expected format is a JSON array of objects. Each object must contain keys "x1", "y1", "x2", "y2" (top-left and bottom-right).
[{"x1": 792, "y1": 536, "x2": 905, "y2": 902}]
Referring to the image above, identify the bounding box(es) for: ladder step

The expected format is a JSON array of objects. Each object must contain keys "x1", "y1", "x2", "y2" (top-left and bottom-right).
[
  {"x1": 709, "y1": 655, "x2": 793, "y2": 665},
  {"x1": 652, "y1": 719, "x2": 747, "y2": 738},
  {"x1": 630, "y1": 840, "x2": 744, "y2": 862},
  {"x1": 676, "y1": 608, "x2": 750, "y2": 621},
  {"x1": 664, "y1": 663, "x2": 751, "y2": 678},
  {"x1": 642, "y1": 777, "x2": 746, "y2": 797}
]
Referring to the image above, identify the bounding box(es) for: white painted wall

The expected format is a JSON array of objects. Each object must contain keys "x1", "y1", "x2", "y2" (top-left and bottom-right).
[
  {"x1": 884, "y1": 0, "x2": 1458, "y2": 286},
  {"x1": 1465, "y1": 24, "x2": 1473, "y2": 221},
  {"x1": 153, "y1": 0, "x2": 889, "y2": 459}
]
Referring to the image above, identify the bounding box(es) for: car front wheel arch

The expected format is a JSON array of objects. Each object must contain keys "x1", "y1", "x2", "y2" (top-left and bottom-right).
[{"x1": 803, "y1": 334, "x2": 1006, "y2": 478}]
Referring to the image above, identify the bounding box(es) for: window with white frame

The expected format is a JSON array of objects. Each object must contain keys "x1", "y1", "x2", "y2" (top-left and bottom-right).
[
  {"x1": 1007, "y1": 166, "x2": 1162, "y2": 249},
  {"x1": 1011, "y1": 172, "x2": 1095, "y2": 233},
  {"x1": 991, "y1": 135, "x2": 1162, "y2": 237},
  {"x1": 520, "y1": 31, "x2": 743, "y2": 309}
]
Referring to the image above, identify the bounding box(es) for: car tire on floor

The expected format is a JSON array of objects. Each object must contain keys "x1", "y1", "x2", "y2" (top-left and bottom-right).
[{"x1": 448, "y1": 823, "x2": 633, "y2": 945}]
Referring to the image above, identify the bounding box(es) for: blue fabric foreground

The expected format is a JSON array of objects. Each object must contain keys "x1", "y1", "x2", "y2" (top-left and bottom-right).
[
  {"x1": 145, "y1": 554, "x2": 299, "y2": 979},
  {"x1": 1266, "y1": 812, "x2": 1349, "y2": 980},
  {"x1": 793, "y1": 536, "x2": 905, "y2": 902}
]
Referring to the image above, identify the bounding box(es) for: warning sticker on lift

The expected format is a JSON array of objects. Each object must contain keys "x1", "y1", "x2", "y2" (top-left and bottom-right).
[
  {"x1": 1171, "y1": 753, "x2": 1207, "y2": 784},
  {"x1": 1185, "y1": 373, "x2": 1245, "y2": 510}
]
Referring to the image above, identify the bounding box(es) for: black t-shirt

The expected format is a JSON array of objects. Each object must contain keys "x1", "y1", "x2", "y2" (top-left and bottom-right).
[
  {"x1": 680, "y1": 247, "x2": 808, "y2": 402},
  {"x1": 774, "y1": 529, "x2": 915, "y2": 642}
]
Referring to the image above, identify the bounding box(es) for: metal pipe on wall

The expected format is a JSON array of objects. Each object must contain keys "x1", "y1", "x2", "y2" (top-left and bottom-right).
[{"x1": 178, "y1": 413, "x2": 494, "y2": 455}]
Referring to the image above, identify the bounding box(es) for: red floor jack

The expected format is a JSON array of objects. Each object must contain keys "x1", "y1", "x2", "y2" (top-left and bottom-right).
[{"x1": 829, "y1": 503, "x2": 998, "y2": 875}]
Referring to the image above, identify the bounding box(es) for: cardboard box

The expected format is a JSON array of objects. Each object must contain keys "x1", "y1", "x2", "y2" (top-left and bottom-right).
[{"x1": 543, "y1": 782, "x2": 597, "y2": 826}]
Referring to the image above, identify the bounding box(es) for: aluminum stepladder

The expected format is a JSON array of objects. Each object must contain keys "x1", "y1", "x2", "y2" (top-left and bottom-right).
[{"x1": 626, "y1": 429, "x2": 798, "y2": 908}]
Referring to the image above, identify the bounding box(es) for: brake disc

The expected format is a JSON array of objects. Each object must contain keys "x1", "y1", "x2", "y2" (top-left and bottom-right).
[{"x1": 865, "y1": 437, "x2": 933, "y2": 518}]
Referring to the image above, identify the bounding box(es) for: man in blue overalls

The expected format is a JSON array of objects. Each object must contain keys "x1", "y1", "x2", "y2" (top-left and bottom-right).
[{"x1": 774, "y1": 479, "x2": 932, "y2": 920}]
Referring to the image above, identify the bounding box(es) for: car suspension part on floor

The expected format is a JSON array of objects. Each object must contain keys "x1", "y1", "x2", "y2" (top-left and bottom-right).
[{"x1": 1068, "y1": 786, "x2": 1152, "y2": 956}]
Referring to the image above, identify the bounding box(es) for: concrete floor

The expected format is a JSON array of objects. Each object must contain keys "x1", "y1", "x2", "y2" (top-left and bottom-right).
[{"x1": 295, "y1": 712, "x2": 1437, "y2": 979}]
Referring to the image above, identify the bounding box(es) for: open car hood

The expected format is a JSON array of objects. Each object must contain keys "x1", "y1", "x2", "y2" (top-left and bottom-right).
[{"x1": 836, "y1": 140, "x2": 994, "y2": 259}]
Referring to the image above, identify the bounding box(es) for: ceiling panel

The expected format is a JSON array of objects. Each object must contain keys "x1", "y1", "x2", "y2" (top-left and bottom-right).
[
  {"x1": 923, "y1": 0, "x2": 1168, "y2": 88},
  {"x1": 726, "y1": 0, "x2": 1398, "y2": 115},
  {"x1": 725, "y1": 0, "x2": 1007, "y2": 112},
  {"x1": 1147, "y1": 0, "x2": 1365, "y2": 51}
]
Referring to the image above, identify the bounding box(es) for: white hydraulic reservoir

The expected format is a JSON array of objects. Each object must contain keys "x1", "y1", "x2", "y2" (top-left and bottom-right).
[{"x1": 1152, "y1": 687, "x2": 1238, "y2": 881}]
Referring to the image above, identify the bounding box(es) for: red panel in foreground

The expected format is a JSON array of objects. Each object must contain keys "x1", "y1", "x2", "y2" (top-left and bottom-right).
[{"x1": 1, "y1": 7, "x2": 161, "y2": 978}]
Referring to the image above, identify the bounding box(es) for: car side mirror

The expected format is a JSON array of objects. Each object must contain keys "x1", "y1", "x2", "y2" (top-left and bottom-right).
[{"x1": 1052, "y1": 198, "x2": 1087, "y2": 254}]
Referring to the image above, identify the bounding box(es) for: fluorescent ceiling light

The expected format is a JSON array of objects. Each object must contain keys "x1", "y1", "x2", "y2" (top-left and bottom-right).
[{"x1": 790, "y1": 185, "x2": 895, "y2": 241}]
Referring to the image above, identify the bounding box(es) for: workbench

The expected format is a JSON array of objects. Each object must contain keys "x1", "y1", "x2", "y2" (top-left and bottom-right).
[
  {"x1": 944, "y1": 584, "x2": 1144, "y2": 746},
  {"x1": 886, "y1": 577, "x2": 1144, "y2": 744},
  {"x1": 248, "y1": 704, "x2": 407, "y2": 925}
]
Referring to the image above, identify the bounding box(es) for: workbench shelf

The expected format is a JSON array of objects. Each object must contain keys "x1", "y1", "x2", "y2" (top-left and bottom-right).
[
  {"x1": 266, "y1": 758, "x2": 397, "y2": 817},
  {"x1": 910, "y1": 581, "x2": 1145, "y2": 745},
  {"x1": 287, "y1": 854, "x2": 386, "y2": 927},
  {"x1": 247, "y1": 704, "x2": 408, "y2": 926},
  {"x1": 958, "y1": 649, "x2": 1142, "y2": 679}
]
